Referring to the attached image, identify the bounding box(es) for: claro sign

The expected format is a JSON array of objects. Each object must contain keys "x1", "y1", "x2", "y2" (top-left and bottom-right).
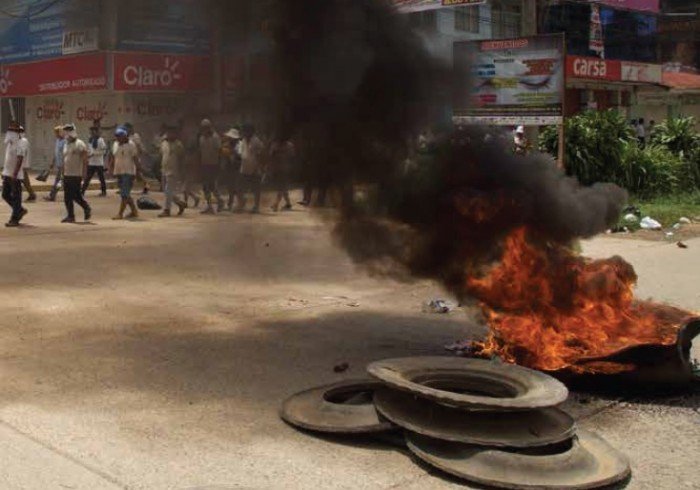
[{"x1": 113, "y1": 53, "x2": 212, "y2": 92}]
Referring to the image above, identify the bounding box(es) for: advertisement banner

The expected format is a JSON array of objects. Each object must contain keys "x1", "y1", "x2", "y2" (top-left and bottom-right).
[
  {"x1": 589, "y1": 4, "x2": 604, "y2": 57},
  {"x1": 598, "y1": 1, "x2": 659, "y2": 14},
  {"x1": 0, "y1": 53, "x2": 108, "y2": 97},
  {"x1": 565, "y1": 56, "x2": 622, "y2": 81},
  {"x1": 621, "y1": 62, "x2": 662, "y2": 83},
  {"x1": 113, "y1": 53, "x2": 212, "y2": 92},
  {"x1": 63, "y1": 28, "x2": 99, "y2": 55},
  {"x1": 393, "y1": 0, "x2": 484, "y2": 13},
  {"x1": 453, "y1": 35, "x2": 564, "y2": 125}
]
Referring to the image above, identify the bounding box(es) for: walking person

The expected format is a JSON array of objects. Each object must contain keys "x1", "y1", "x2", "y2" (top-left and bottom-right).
[
  {"x1": 237, "y1": 125, "x2": 265, "y2": 213},
  {"x1": 81, "y1": 125, "x2": 108, "y2": 196},
  {"x1": 125, "y1": 122, "x2": 149, "y2": 195},
  {"x1": 198, "y1": 119, "x2": 224, "y2": 214},
  {"x1": 158, "y1": 126, "x2": 187, "y2": 218},
  {"x1": 44, "y1": 125, "x2": 66, "y2": 202},
  {"x1": 18, "y1": 128, "x2": 37, "y2": 202},
  {"x1": 269, "y1": 133, "x2": 295, "y2": 212},
  {"x1": 60, "y1": 124, "x2": 91, "y2": 223},
  {"x1": 109, "y1": 126, "x2": 141, "y2": 220},
  {"x1": 220, "y1": 128, "x2": 242, "y2": 211},
  {"x1": 2, "y1": 121, "x2": 28, "y2": 227}
]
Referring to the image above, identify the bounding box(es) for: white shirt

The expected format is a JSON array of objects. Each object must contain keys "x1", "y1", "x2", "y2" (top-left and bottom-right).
[
  {"x1": 636, "y1": 125, "x2": 646, "y2": 138},
  {"x1": 63, "y1": 139, "x2": 88, "y2": 177},
  {"x1": 238, "y1": 136, "x2": 264, "y2": 175},
  {"x1": 88, "y1": 137, "x2": 107, "y2": 167},
  {"x1": 112, "y1": 141, "x2": 139, "y2": 176},
  {"x1": 3, "y1": 135, "x2": 27, "y2": 180},
  {"x1": 18, "y1": 137, "x2": 30, "y2": 169}
]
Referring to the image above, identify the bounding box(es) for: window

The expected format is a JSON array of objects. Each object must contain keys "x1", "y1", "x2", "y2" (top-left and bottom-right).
[
  {"x1": 409, "y1": 10, "x2": 437, "y2": 31},
  {"x1": 491, "y1": 0, "x2": 521, "y2": 39},
  {"x1": 455, "y1": 6, "x2": 480, "y2": 33}
]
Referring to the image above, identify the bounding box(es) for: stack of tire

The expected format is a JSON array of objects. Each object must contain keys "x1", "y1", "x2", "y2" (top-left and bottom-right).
[{"x1": 280, "y1": 357, "x2": 631, "y2": 489}]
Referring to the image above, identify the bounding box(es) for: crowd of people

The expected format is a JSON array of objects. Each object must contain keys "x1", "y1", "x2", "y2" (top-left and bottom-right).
[{"x1": 1, "y1": 118, "x2": 298, "y2": 227}]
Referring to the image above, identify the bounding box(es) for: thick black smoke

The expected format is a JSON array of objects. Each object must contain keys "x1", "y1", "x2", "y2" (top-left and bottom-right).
[{"x1": 261, "y1": 0, "x2": 627, "y2": 297}]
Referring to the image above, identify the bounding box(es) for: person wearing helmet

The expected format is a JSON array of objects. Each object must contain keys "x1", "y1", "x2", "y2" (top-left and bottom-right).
[{"x1": 109, "y1": 126, "x2": 141, "y2": 220}]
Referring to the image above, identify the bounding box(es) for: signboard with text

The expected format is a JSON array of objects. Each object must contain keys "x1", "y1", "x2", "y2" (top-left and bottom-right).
[
  {"x1": 113, "y1": 53, "x2": 212, "y2": 92},
  {"x1": 0, "y1": 53, "x2": 108, "y2": 97},
  {"x1": 598, "y1": 0, "x2": 659, "y2": 14},
  {"x1": 394, "y1": 0, "x2": 484, "y2": 13},
  {"x1": 566, "y1": 56, "x2": 662, "y2": 84},
  {"x1": 453, "y1": 35, "x2": 564, "y2": 125}
]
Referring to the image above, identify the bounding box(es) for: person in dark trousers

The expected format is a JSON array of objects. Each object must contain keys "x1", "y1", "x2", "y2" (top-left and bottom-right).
[
  {"x1": 60, "y1": 124, "x2": 91, "y2": 223},
  {"x1": 269, "y1": 133, "x2": 295, "y2": 212},
  {"x1": 198, "y1": 119, "x2": 224, "y2": 214},
  {"x1": 221, "y1": 128, "x2": 242, "y2": 211},
  {"x1": 2, "y1": 121, "x2": 28, "y2": 227},
  {"x1": 82, "y1": 125, "x2": 108, "y2": 196},
  {"x1": 18, "y1": 129, "x2": 37, "y2": 202},
  {"x1": 45, "y1": 125, "x2": 66, "y2": 202},
  {"x1": 237, "y1": 125, "x2": 265, "y2": 213}
]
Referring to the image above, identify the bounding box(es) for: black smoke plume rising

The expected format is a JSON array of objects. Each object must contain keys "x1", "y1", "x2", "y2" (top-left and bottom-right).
[{"x1": 261, "y1": 0, "x2": 627, "y2": 300}]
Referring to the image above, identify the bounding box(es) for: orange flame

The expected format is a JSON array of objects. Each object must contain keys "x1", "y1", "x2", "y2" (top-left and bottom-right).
[{"x1": 467, "y1": 227, "x2": 692, "y2": 374}]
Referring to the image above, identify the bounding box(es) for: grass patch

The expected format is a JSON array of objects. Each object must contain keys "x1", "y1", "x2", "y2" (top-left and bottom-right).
[{"x1": 625, "y1": 193, "x2": 700, "y2": 228}]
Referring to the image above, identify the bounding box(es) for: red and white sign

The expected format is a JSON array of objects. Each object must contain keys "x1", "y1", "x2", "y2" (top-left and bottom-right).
[
  {"x1": 566, "y1": 56, "x2": 621, "y2": 81},
  {"x1": 589, "y1": 4, "x2": 604, "y2": 56},
  {"x1": 621, "y1": 62, "x2": 662, "y2": 84},
  {"x1": 0, "y1": 53, "x2": 108, "y2": 97},
  {"x1": 113, "y1": 53, "x2": 212, "y2": 92}
]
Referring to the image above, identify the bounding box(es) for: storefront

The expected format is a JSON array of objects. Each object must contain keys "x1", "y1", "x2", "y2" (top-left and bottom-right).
[
  {"x1": 1, "y1": 51, "x2": 212, "y2": 170},
  {"x1": 564, "y1": 55, "x2": 662, "y2": 120}
]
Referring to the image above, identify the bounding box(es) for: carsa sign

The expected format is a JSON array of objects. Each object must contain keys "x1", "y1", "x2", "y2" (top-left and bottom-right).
[
  {"x1": 113, "y1": 53, "x2": 212, "y2": 92},
  {"x1": 566, "y1": 56, "x2": 622, "y2": 81},
  {"x1": 0, "y1": 53, "x2": 108, "y2": 97}
]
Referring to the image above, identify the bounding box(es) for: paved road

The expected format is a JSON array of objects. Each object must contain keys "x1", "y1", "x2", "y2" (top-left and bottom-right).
[{"x1": 0, "y1": 191, "x2": 698, "y2": 489}]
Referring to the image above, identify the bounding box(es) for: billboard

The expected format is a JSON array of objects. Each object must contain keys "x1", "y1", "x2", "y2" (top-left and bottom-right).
[
  {"x1": 453, "y1": 35, "x2": 565, "y2": 125},
  {"x1": 0, "y1": 0, "x2": 95, "y2": 63}
]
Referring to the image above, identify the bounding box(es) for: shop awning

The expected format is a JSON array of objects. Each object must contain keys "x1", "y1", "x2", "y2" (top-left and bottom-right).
[{"x1": 660, "y1": 72, "x2": 700, "y2": 91}]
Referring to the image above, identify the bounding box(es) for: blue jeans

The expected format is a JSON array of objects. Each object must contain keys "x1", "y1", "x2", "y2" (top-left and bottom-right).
[{"x1": 117, "y1": 174, "x2": 135, "y2": 199}]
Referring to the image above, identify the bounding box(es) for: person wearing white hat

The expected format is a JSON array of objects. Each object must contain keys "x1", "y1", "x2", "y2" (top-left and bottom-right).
[
  {"x1": 61, "y1": 124, "x2": 91, "y2": 223},
  {"x1": 158, "y1": 125, "x2": 187, "y2": 217},
  {"x1": 2, "y1": 121, "x2": 28, "y2": 227}
]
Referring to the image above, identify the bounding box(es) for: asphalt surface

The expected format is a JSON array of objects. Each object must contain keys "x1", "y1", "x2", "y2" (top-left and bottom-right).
[{"x1": 0, "y1": 190, "x2": 698, "y2": 489}]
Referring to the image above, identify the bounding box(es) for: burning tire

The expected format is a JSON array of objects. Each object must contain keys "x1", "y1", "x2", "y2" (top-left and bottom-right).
[
  {"x1": 406, "y1": 429, "x2": 631, "y2": 490},
  {"x1": 367, "y1": 357, "x2": 568, "y2": 411},
  {"x1": 373, "y1": 387, "x2": 575, "y2": 448},
  {"x1": 280, "y1": 379, "x2": 395, "y2": 434}
]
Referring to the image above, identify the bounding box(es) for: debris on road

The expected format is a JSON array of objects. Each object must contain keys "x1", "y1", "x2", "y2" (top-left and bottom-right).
[
  {"x1": 423, "y1": 299, "x2": 453, "y2": 314},
  {"x1": 622, "y1": 205, "x2": 642, "y2": 218},
  {"x1": 679, "y1": 217, "x2": 692, "y2": 225},
  {"x1": 640, "y1": 217, "x2": 662, "y2": 230},
  {"x1": 333, "y1": 362, "x2": 350, "y2": 373},
  {"x1": 677, "y1": 241, "x2": 689, "y2": 249},
  {"x1": 281, "y1": 357, "x2": 631, "y2": 489},
  {"x1": 623, "y1": 214, "x2": 639, "y2": 224}
]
